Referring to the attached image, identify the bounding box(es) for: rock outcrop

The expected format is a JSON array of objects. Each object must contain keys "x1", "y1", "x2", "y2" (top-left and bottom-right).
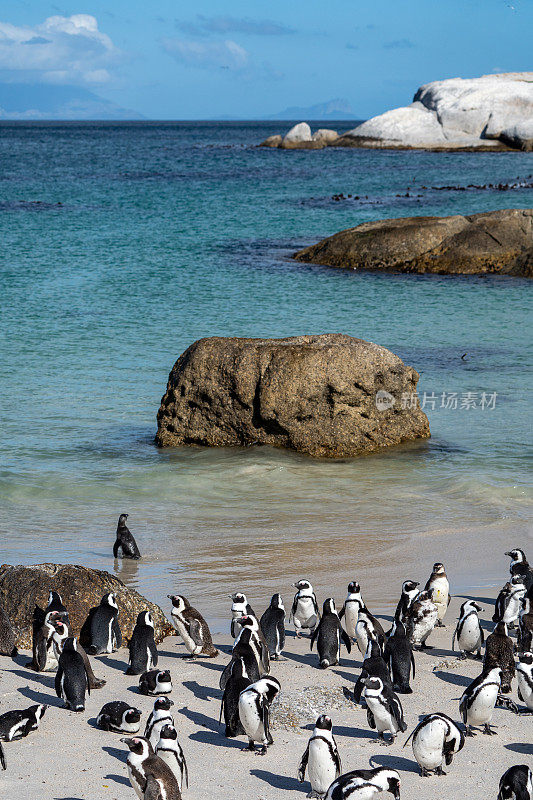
[
  {"x1": 260, "y1": 123, "x2": 339, "y2": 149},
  {"x1": 294, "y1": 209, "x2": 533, "y2": 277},
  {"x1": 0, "y1": 563, "x2": 173, "y2": 648},
  {"x1": 156, "y1": 334, "x2": 430, "y2": 459}
]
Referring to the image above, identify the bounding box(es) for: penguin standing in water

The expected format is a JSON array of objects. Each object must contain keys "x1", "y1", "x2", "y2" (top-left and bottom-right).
[
  {"x1": 168, "y1": 595, "x2": 218, "y2": 658},
  {"x1": 113, "y1": 513, "x2": 141, "y2": 560},
  {"x1": 352, "y1": 639, "x2": 392, "y2": 705},
  {"x1": 83, "y1": 593, "x2": 122, "y2": 655},
  {"x1": 394, "y1": 581, "x2": 420, "y2": 624},
  {"x1": 127, "y1": 611, "x2": 158, "y2": 676},
  {"x1": 298, "y1": 714, "x2": 341, "y2": 799},
  {"x1": 338, "y1": 582, "x2": 364, "y2": 640},
  {"x1": 459, "y1": 666, "x2": 502, "y2": 735},
  {"x1": 498, "y1": 765, "x2": 533, "y2": 800},
  {"x1": 311, "y1": 599, "x2": 351, "y2": 669},
  {"x1": 362, "y1": 677, "x2": 407, "y2": 745},
  {"x1": 221, "y1": 657, "x2": 251, "y2": 738},
  {"x1": 290, "y1": 580, "x2": 320, "y2": 638},
  {"x1": 0, "y1": 606, "x2": 17, "y2": 658},
  {"x1": 403, "y1": 712, "x2": 464, "y2": 776},
  {"x1": 260, "y1": 594, "x2": 286, "y2": 660},
  {"x1": 516, "y1": 652, "x2": 533, "y2": 712},
  {"x1": 55, "y1": 638, "x2": 90, "y2": 712},
  {"x1": 384, "y1": 619, "x2": 415, "y2": 694},
  {"x1": 325, "y1": 767, "x2": 401, "y2": 800},
  {"x1": 452, "y1": 600, "x2": 484, "y2": 660},
  {"x1": 122, "y1": 736, "x2": 181, "y2": 800},
  {"x1": 238, "y1": 676, "x2": 281, "y2": 755},
  {"x1": 155, "y1": 725, "x2": 188, "y2": 793},
  {"x1": 493, "y1": 578, "x2": 526, "y2": 628},
  {"x1": 144, "y1": 697, "x2": 174, "y2": 749},
  {"x1": 505, "y1": 549, "x2": 533, "y2": 592},
  {"x1": 230, "y1": 593, "x2": 256, "y2": 638},
  {"x1": 406, "y1": 590, "x2": 438, "y2": 649},
  {"x1": 354, "y1": 608, "x2": 386, "y2": 657},
  {"x1": 424, "y1": 563, "x2": 450, "y2": 627},
  {"x1": 484, "y1": 622, "x2": 515, "y2": 693}
]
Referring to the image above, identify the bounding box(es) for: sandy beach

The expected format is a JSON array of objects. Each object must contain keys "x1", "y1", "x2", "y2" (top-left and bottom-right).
[{"x1": 1, "y1": 585, "x2": 531, "y2": 799}]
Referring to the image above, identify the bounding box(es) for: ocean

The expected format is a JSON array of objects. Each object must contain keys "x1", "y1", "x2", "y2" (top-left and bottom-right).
[{"x1": 1, "y1": 121, "x2": 532, "y2": 628}]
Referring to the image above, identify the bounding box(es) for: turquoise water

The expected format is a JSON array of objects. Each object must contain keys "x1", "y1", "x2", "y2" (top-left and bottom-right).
[{"x1": 1, "y1": 122, "x2": 532, "y2": 622}]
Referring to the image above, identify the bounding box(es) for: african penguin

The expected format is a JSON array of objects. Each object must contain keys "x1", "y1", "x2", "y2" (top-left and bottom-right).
[
  {"x1": 219, "y1": 627, "x2": 262, "y2": 692},
  {"x1": 220, "y1": 657, "x2": 251, "y2": 738},
  {"x1": 122, "y1": 736, "x2": 181, "y2": 800},
  {"x1": 97, "y1": 701, "x2": 142, "y2": 733},
  {"x1": 127, "y1": 611, "x2": 158, "y2": 675},
  {"x1": 338, "y1": 582, "x2": 364, "y2": 640},
  {"x1": 394, "y1": 581, "x2": 420, "y2": 624},
  {"x1": 494, "y1": 578, "x2": 526, "y2": 628},
  {"x1": 354, "y1": 608, "x2": 385, "y2": 657},
  {"x1": 168, "y1": 594, "x2": 218, "y2": 657},
  {"x1": 0, "y1": 704, "x2": 47, "y2": 741},
  {"x1": 484, "y1": 621, "x2": 515, "y2": 693},
  {"x1": 505, "y1": 548, "x2": 533, "y2": 592},
  {"x1": 311, "y1": 599, "x2": 351, "y2": 669},
  {"x1": 233, "y1": 615, "x2": 270, "y2": 673},
  {"x1": 459, "y1": 665, "x2": 502, "y2": 735},
  {"x1": 155, "y1": 725, "x2": 188, "y2": 792},
  {"x1": 452, "y1": 600, "x2": 484, "y2": 659},
  {"x1": 498, "y1": 764, "x2": 533, "y2": 800},
  {"x1": 0, "y1": 606, "x2": 17, "y2": 658},
  {"x1": 351, "y1": 639, "x2": 392, "y2": 705},
  {"x1": 298, "y1": 714, "x2": 341, "y2": 799},
  {"x1": 238, "y1": 676, "x2": 281, "y2": 755},
  {"x1": 46, "y1": 591, "x2": 69, "y2": 621},
  {"x1": 113, "y1": 513, "x2": 141, "y2": 559},
  {"x1": 230, "y1": 593, "x2": 256, "y2": 638},
  {"x1": 519, "y1": 597, "x2": 533, "y2": 653},
  {"x1": 0, "y1": 741, "x2": 4, "y2": 771},
  {"x1": 139, "y1": 669, "x2": 173, "y2": 696},
  {"x1": 55, "y1": 637, "x2": 90, "y2": 712},
  {"x1": 27, "y1": 610, "x2": 63, "y2": 672},
  {"x1": 51, "y1": 621, "x2": 106, "y2": 690},
  {"x1": 145, "y1": 697, "x2": 174, "y2": 749},
  {"x1": 403, "y1": 712, "x2": 464, "y2": 776},
  {"x1": 83, "y1": 592, "x2": 122, "y2": 655},
  {"x1": 516, "y1": 651, "x2": 533, "y2": 712},
  {"x1": 424, "y1": 563, "x2": 449, "y2": 627},
  {"x1": 362, "y1": 676, "x2": 407, "y2": 745},
  {"x1": 290, "y1": 580, "x2": 320, "y2": 638},
  {"x1": 383, "y1": 619, "x2": 415, "y2": 694},
  {"x1": 259, "y1": 593, "x2": 286, "y2": 660},
  {"x1": 405, "y1": 589, "x2": 438, "y2": 649},
  {"x1": 325, "y1": 767, "x2": 401, "y2": 800}
]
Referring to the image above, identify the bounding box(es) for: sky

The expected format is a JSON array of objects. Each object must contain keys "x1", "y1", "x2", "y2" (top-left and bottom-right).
[{"x1": 0, "y1": 0, "x2": 531, "y2": 119}]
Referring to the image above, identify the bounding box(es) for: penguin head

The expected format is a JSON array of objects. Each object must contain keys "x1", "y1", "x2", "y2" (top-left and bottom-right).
[
  {"x1": 167, "y1": 594, "x2": 188, "y2": 612},
  {"x1": 402, "y1": 580, "x2": 419, "y2": 594},
  {"x1": 432, "y1": 563, "x2": 445, "y2": 574},
  {"x1": 314, "y1": 714, "x2": 332, "y2": 731},
  {"x1": 159, "y1": 724, "x2": 178, "y2": 741},
  {"x1": 62, "y1": 637, "x2": 77, "y2": 652},
  {"x1": 125, "y1": 708, "x2": 141, "y2": 724},
  {"x1": 237, "y1": 615, "x2": 258, "y2": 632},
  {"x1": 364, "y1": 637, "x2": 382, "y2": 660},
  {"x1": 292, "y1": 580, "x2": 312, "y2": 591},
  {"x1": 382, "y1": 771, "x2": 401, "y2": 800},
  {"x1": 118, "y1": 513, "x2": 129, "y2": 524},
  {"x1": 231, "y1": 592, "x2": 247, "y2": 604},
  {"x1": 154, "y1": 697, "x2": 173, "y2": 711},
  {"x1": 156, "y1": 670, "x2": 171, "y2": 685},
  {"x1": 518, "y1": 652, "x2": 533, "y2": 667},
  {"x1": 493, "y1": 621, "x2": 509, "y2": 637},
  {"x1": 510, "y1": 575, "x2": 526, "y2": 589},
  {"x1": 462, "y1": 600, "x2": 483, "y2": 614},
  {"x1": 270, "y1": 593, "x2": 284, "y2": 610},
  {"x1": 505, "y1": 548, "x2": 526, "y2": 563},
  {"x1": 121, "y1": 736, "x2": 153, "y2": 757},
  {"x1": 260, "y1": 676, "x2": 281, "y2": 703},
  {"x1": 30, "y1": 704, "x2": 48, "y2": 721},
  {"x1": 416, "y1": 590, "x2": 433, "y2": 604},
  {"x1": 323, "y1": 598, "x2": 336, "y2": 615},
  {"x1": 485, "y1": 666, "x2": 503, "y2": 683},
  {"x1": 138, "y1": 610, "x2": 154, "y2": 627},
  {"x1": 347, "y1": 581, "x2": 360, "y2": 594},
  {"x1": 102, "y1": 593, "x2": 118, "y2": 609},
  {"x1": 363, "y1": 676, "x2": 383, "y2": 692}
]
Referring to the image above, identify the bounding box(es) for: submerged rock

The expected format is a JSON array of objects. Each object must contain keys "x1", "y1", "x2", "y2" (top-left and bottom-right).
[
  {"x1": 294, "y1": 209, "x2": 533, "y2": 276},
  {"x1": 156, "y1": 334, "x2": 430, "y2": 459},
  {"x1": 0, "y1": 563, "x2": 173, "y2": 648}
]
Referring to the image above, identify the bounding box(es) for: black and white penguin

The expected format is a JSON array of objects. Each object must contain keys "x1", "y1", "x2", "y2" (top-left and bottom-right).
[
  {"x1": 259, "y1": 593, "x2": 286, "y2": 660},
  {"x1": 127, "y1": 611, "x2": 158, "y2": 676},
  {"x1": 220, "y1": 657, "x2": 251, "y2": 738},
  {"x1": 338, "y1": 582, "x2": 364, "y2": 640},
  {"x1": 494, "y1": 578, "x2": 526, "y2": 628},
  {"x1": 424, "y1": 563, "x2": 450, "y2": 627},
  {"x1": 230, "y1": 593, "x2": 256, "y2": 638},
  {"x1": 51, "y1": 620, "x2": 106, "y2": 690},
  {"x1": 383, "y1": 619, "x2": 415, "y2": 694},
  {"x1": 113, "y1": 513, "x2": 141, "y2": 560},
  {"x1": 155, "y1": 724, "x2": 188, "y2": 793},
  {"x1": 219, "y1": 627, "x2": 262, "y2": 692},
  {"x1": 0, "y1": 606, "x2": 18, "y2": 658},
  {"x1": 168, "y1": 594, "x2": 218, "y2": 657},
  {"x1": 145, "y1": 698, "x2": 174, "y2": 749},
  {"x1": 459, "y1": 665, "x2": 502, "y2": 735},
  {"x1": 452, "y1": 600, "x2": 484, "y2": 660},
  {"x1": 311, "y1": 599, "x2": 351, "y2": 669},
  {"x1": 505, "y1": 548, "x2": 533, "y2": 591},
  {"x1": 97, "y1": 701, "x2": 142, "y2": 733},
  {"x1": 28, "y1": 610, "x2": 63, "y2": 672},
  {"x1": 352, "y1": 639, "x2": 392, "y2": 705},
  {"x1": 516, "y1": 651, "x2": 533, "y2": 712},
  {"x1": 139, "y1": 669, "x2": 172, "y2": 696},
  {"x1": 325, "y1": 767, "x2": 401, "y2": 800},
  {"x1": 519, "y1": 597, "x2": 533, "y2": 653},
  {"x1": 0, "y1": 704, "x2": 47, "y2": 741},
  {"x1": 405, "y1": 589, "x2": 438, "y2": 649},
  {"x1": 298, "y1": 714, "x2": 341, "y2": 799},
  {"x1": 394, "y1": 581, "x2": 420, "y2": 624},
  {"x1": 290, "y1": 580, "x2": 320, "y2": 638},
  {"x1": 362, "y1": 676, "x2": 407, "y2": 745},
  {"x1": 403, "y1": 712, "x2": 464, "y2": 776},
  {"x1": 0, "y1": 741, "x2": 4, "y2": 770},
  {"x1": 354, "y1": 609, "x2": 386, "y2": 657},
  {"x1": 238, "y1": 675, "x2": 281, "y2": 755},
  {"x1": 484, "y1": 621, "x2": 515, "y2": 693},
  {"x1": 122, "y1": 736, "x2": 181, "y2": 800},
  {"x1": 233, "y1": 615, "x2": 270, "y2": 674},
  {"x1": 55, "y1": 637, "x2": 90, "y2": 712},
  {"x1": 84, "y1": 593, "x2": 122, "y2": 655},
  {"x1": 46, "y1": 591, "x2": 69, "y2": 621},
  {"x1": 498, "y1": 764, "x2": 533, "y2": 800}
]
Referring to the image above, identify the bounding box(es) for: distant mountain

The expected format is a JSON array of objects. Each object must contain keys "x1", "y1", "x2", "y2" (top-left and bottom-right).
[
  {"x1": 266, "y1": 98, "x2": 357, "y2": 120},
  {"x1": 0, "y1": 84, "x2": 144, "y2": 121}
]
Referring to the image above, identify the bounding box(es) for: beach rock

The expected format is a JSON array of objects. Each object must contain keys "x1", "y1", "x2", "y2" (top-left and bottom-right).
[
  {"x1": 259, "y1": 134, "x2": 283, "y2": 148},
  {"x1": 282, "y1": 121, "x2": 312, "y2": 144},
  {"x1": 312, "y1": 128, "x2": 339, "y2": 143},
  {"x1": 294, "y1": 209, "x2": 533, "y2": 277},
  {"x1": 0, "y1": 563, "x2": 173, "y2": 649},
  {"x1": 155, "y1": 334, "x2": 430, "y2": 459},
  {"x1": 499, "y1": 121, "x2": 533, "y2": 151}
]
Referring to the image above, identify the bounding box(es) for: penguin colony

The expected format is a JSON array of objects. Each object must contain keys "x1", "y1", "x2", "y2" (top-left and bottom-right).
[{"x1": 0, "y1": 518, "x2": 532, "y2": 799}]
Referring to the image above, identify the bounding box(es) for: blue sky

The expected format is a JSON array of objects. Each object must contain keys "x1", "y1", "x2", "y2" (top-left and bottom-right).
[{"x1": 1, "y1": 0, "x2": 531, "y2": 118}]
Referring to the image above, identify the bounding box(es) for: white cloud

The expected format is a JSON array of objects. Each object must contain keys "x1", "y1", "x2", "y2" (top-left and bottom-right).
[
  {"x1": 0, "y1": 14, "x2": 118, "y2": 84},
  {"x1": 162, "y1": 38, "x2": 249, "y2": 71}
]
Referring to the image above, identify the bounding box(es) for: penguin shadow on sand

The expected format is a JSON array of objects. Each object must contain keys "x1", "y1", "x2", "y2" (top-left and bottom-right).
[
  {"x1": 370, "y1": 753, "x2": 419, "y2": 775},
  {"x1": 188, "y1": 659, "x2": 225, "y2": 673},
  {"x1": 17, "y1": 684, "x2": 62, "y2": 707},
  {"x1": 505, "y1": 742, "x2": 533, "y2": 756},
  {"x1": 432, "y1": 669, "x2": 472, "y2": 687},
  {"x1": 102, "y1": 745, "x2": 131, "y2": 788},
  {"x1": 10, "y1": 668, "x2": 56, "y2": 690},
  {"x1": 178, "y1": 706, "x2": 242, "y2": 750},
  {"x1": 332, "y1": 666, "x2": 361, "y2": 683},
  {"x1": 458, "y1": 594, "x2": 496, "y2": 607},
  {"x1": 299, "y1": 720, "x2": 377, "y2": 742},
  {"x1": 96, "y1": 653, "x2": 129, "y2": 672},
  {"x1": 250, "y1": 769, "x2": 304, "y2": 792},
  {"x1": 182, "y1": 679, "x2": 221, "y2": 702},
  {"x1": 280, "y1": 650, "x2": 317, "y2": 668}
]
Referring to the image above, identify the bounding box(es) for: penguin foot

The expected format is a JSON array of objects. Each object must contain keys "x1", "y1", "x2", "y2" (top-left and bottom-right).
[
  {"x1": 458, "y1": 653, "x2": 467, "y2": 660},
  {"x1": 464, "y1": 728, "x2": 476, "y2": 737},
  {"x1": 435, "y1": 620, "x2": 445, "y2": 628},
  {"x1": 474, "y1": 652, "x2": 483, "y2": 660},
  {"x1": 483, "y1": 724, "x2": 497, "y2": 736},
  {"x1": 241, "y1": 744, "x2": 256, "y2": 753},
  {"x1": 90, "y1": 678, "x2": 106, "y2": 689},
  {"x1": 255, "y1": 746, "x2": 267, "y2": 756},
  {"x1": 435, "y1": 767, "x2": 447, "y2": 776}
]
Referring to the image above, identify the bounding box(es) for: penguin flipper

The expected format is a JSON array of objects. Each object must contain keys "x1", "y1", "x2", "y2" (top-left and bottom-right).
[
  {"x1": 219, "y1": 660, "x2": 233, "y2": 691},
  {"x1": 0, "y1": 741, "x2": 5, "y2": 770},
  {"x1": 338, "y1": 606, "x2": 345, "y2": 621},
  {"x1": 182, "y1": 752, "x2": 189, "y2": 789},
  {"x1": 410, "y1": 651, "x2": 416, "y2": 679},
  {"x1": 149, "y1": 639, "x2": 158, "y2": 668},
  {"x1": 54, "y1": 666, "x2": 63, "y2": 698},
  {"x1": 262, "y1": 700, "x2": 273, "y2": 746},
  {"x1": 143, "y1": 774, "x2": 163, "y2": 800},
  {"x1": 35, "y1": 631, "x2": 48, "y2": 672},
  {"x1": 310, "y1": 624, "x2": 319, "y2": 651},
  {"x1": 366, "y1": 707, "x2": 376, "y2": 729},
  {"x1": 340, "y1": 628, "x2": 352, "y2": 653},
  {"x1": 297, "y1": 744, "x2": 309, "y2": 782},
  {"x1": 312, "y1": 594, "x2": 321, "y2": 620},
  {"x1": 188, "y1": 618, "x2": 203, "y2": 649},
  {"x1": 112, "y1": 617, "x2": 122, "y2": 649},
  {"x1": 112, "y1": 540, "x2": 120, "y2": 558}
]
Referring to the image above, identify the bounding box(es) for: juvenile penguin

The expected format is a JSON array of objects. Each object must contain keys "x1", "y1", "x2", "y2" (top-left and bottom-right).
[
  {"x1": 122, "y1": 736, "x2": 181, "y2": 800},
  {"x1": 338, "y1": 582, "x2": 364, "y2": 640},
  {"x1": 394, "y1": 581, "x2": 420, "y2": 625},
  {"x1": 0, "y1": 606, "x2": 17, "y2": 657},
  {"x1": 168, "y1": 594, "x2": 218, "y2": 657},
  {"x1": 459, "y1": 666, "x2": 502, "y2": 735},
  {"x1": 424, "y1": 563, "x2": 449, "y2": 627},
  {"x1": 55, "y1": 638, "x2": 90, "y2": 711},
  {"x1": 352, "y1": 639, "x2": 392, "y2": 705},
  {"x1": 290, "y1": 580, "x2": 320, "y2": 638},
  {"x1": 0, "y1": 704, "x2": 47, "y2": 741},
  {"x1": 298, "y1": 714, "x2": 341, "y2": 799},
  {"x1": 260, "y1": 593, "x2": 286, "y2": 660},
  {"x1": 498, "y1": 764, "x2": 533, "y2": 800},
  {"x1": 325, "y1": 767, "x2": 401, "y2": 800},
  {"x1": 484, "y1": 621, "x2": 515, "y2": 693},
  {"x1": 405, "y1": 590, "x2": 438, "y2": 649},
  {"x1": 83, "y1": 593, "x2": 122, "y2": 655},
  {"x1": 113, "y1": 513, "x2": 141, "y2": 559},
  {"x1": 139, "y1": 669, "x2": 172, "y2": 696},
  {"x1": 230, "y1": 593, "x2": 256, "y2": 638},
  {"x1": 383, "y1": 619, "x2": 415, "y2": 694},
  {"x1": 362, "y1": 676, "x2": 407, "y2": 745},
  {"x1": 127, "y1": 611, "x2": 158, "y2": 675},
  {"x1": 403, "y1": 712, "x2": 464, "y2": 776},
  {"x1": 505, "y1": 548, "x2": 533, "y2": 592},
  {"x1": 97, "y1": 701, "x2": 141, "y2": 733},
  {"x1": 220, "y1": 657, "x2": 251, "y2": 738},
  {"x1": 452, "y1": 600, "x2": 484, "y2": 660},
  {"x1": 494, "y1": 578, "x2": 526, "y2": 628},
  {"x1": 145, "y1": 697, "x2": 174, "y2": 749},
  {"x1": 516, "y1": 651, "x2": 533, "y2": 712},
  {"x1": 238, "y1": 675, "x2": 281, "y2": 755},
  {"x1": 354, "y1": 609, "x2": 386, "y2": 657},
  {"x1": 311, "y1": 599, "x2": 351, "y2": 669},
  {"x1": 155, "y1": 725, "x2": 188, "y2": 792}
]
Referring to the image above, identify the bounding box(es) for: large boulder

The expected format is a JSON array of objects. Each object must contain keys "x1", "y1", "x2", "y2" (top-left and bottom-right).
[
  {"x1": 155, "y1": 334, "x2": 430, "y2": 459},
  {"x1": 294, "y1": 209, "x2": 533, "y2": 277},
  {"x1": 499, "y1": 121, "x2": 533, "y2": 152},
  {"x1": 312, "y1": 128, "x2": 339, "y2": 144},
  {"x1": 0, "y1": 563, "x2": 173, "y2": 649},
  {"x1": 282, "y1": 121, "x2": 312, "y2": 144},
  {"x1": 259, "y1": 134, "x2": 283, "y2": 148}
]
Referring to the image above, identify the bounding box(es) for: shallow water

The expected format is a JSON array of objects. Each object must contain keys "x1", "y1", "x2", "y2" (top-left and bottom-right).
[{"x1": 0, "y1": 121, "x2": 532, "y2": 626}]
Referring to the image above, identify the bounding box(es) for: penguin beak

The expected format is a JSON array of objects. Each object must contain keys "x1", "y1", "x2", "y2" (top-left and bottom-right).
[{"x1": 504, "y1": 551, "x2": 512, "y2": 557}]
